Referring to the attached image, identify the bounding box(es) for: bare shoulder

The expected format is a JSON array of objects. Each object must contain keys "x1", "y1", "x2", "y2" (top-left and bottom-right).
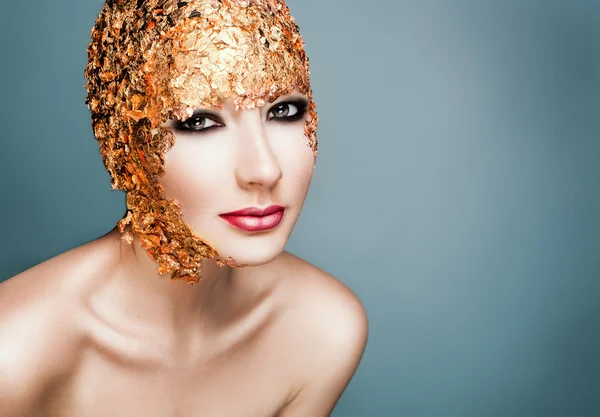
[
  {"x1": 274, "y1": 251, "x2": 368, "y2": 341},
  {"x1": 270, "y1": 252, "x2": 368, "y2": 416},
  {"x1": 0, "y1": 231, "x2": 116, "y2": 414}
]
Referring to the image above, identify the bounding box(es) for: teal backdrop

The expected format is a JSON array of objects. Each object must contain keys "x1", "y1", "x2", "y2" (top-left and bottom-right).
[{"x1": 1, "y1": 1, "x2": 599, "y2": 416}]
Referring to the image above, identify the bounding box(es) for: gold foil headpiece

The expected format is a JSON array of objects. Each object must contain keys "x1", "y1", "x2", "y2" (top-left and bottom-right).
[{"x1": 84, "y1": 0, "x2": 318, "y2": 283}]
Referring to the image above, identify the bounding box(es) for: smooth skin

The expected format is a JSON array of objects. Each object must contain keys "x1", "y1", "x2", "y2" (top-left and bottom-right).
[{"x1": 0, "y1": 92, "x2": 368, "y2": 417}]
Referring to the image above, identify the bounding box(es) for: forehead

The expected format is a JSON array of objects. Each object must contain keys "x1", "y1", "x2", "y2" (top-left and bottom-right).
[{"x1": 147, "y1": 0, "x2": 310, "y2": 118}]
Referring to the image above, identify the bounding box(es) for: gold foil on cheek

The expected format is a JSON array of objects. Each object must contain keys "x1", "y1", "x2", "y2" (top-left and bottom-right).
[{"x1": 85, "y1": 0, "x2": 318, "y2": 284}]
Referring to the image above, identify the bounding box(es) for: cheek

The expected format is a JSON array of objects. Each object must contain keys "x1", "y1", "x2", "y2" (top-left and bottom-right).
[
  {"x1": 158, "y1": 139, "x2": 232, "y2": 211},
  {"x1": 271, "y1": 127, "x2": 315, "y2": 194},
  {"x1": 288, "y1": 146, "x2": 314, "y2": 190}
]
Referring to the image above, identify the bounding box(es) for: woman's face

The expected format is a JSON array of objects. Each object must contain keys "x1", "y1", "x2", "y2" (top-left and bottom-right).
[{"x1": 158, "y1": 89, "x2": 314, "y2": 266}]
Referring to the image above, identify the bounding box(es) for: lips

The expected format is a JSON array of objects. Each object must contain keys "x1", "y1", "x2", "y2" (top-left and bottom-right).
[
  {"x1": 219, "y1": 205, "x2": 285, "y2": 232},
  {"x1": 221, "y1": 205, "x2": 284, "y2": 217}
]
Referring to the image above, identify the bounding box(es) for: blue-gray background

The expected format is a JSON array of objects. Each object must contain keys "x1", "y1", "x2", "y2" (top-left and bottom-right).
[{"x1": 1, "y1": 1, "x2": 599, "y2": 416}]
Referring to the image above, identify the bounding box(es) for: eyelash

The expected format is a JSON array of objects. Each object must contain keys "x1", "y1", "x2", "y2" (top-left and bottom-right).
[{"x1": 173, "y1": 100, "x2": 309, "y2": 133}]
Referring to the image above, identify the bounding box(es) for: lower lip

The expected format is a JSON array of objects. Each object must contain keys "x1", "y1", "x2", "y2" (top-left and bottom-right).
[{"x1": 220, "y1": 209, "x2": 285, "y2": 232}]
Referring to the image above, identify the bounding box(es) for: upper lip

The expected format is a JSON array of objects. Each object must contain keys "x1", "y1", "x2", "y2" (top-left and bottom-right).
[{"x1": 220, "y1": 205, "x2": 285, "y2": 217}]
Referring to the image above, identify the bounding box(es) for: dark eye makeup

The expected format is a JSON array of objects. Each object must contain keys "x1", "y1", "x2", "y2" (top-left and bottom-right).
[
  {"x1": 267, "y1": 99, "x2": 308, "y2": 122},
  {"x1": 174, "y1": 111, "x2": 224, "y2": 133},
  {"x1": 172, "y1": 98, "x2": 309, "y2": 134}
]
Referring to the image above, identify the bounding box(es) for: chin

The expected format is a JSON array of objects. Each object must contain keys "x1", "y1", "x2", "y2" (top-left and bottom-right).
[
  {"x1": 214, "y1": 239, "x2": 287, "y2": 267},
  {"x1": 186, "y1": 214, "x2": 295, "y2": 268}
]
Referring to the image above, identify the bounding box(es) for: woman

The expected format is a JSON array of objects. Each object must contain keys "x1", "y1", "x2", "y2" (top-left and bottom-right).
[{"x1": 0, "y1": 0, "x2": 368, "y2": 416}]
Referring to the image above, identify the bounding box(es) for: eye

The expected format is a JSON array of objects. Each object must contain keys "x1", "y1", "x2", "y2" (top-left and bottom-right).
[
  {"x1": 269, "y1": 103, "x2": 297, "y2": 118},
  {"x1": 176, "y1": 114, "x2": 223, "y2": 132},
  {"x1": 267, "y1": 100, "x2": 308, "y2": 122}
]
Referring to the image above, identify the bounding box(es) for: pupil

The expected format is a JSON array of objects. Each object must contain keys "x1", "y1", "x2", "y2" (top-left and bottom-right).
[
  {"x1": 191, "y1": 116, "x2": 205, "y2": 129},
  {"x1": 275, "y1": 104, "x2": 289, "y2": 117}
]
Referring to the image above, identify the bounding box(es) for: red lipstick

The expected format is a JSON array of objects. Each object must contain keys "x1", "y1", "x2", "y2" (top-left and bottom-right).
[{"x1": 220, "y1": 205, "x2": 285, "y2": 232}]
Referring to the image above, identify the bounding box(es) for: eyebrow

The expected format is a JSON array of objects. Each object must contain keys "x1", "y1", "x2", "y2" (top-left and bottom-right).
[
  {"x1": 190, "y1": 108, "x2": 221, "y2": 116},
  {"x1": 165, "y1": 93, "x2": 310, "y2": 124},
  {"x1": 270, "y1": 92, "x2": 309, "y2": 103}
]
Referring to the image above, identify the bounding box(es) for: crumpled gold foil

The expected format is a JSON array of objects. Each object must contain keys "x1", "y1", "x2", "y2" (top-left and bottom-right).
[{"x1": 84, "y1": 0, "x2": 318, "y2": 283}]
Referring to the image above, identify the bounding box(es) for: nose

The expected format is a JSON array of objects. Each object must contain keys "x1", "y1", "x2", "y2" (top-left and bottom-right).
[{"x1": 234, "y1": 117, "x2": 283, "y2": 190}]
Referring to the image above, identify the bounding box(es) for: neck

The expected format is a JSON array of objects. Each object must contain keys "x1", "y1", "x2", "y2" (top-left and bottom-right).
[{"x1": 102, "y1": 227, "x2": 236, "y2": 334}]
